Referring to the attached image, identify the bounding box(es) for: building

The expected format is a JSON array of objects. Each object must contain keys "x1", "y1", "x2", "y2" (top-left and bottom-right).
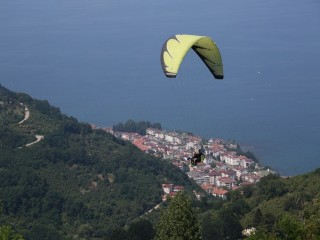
[
  {"x1": 208, "y1": 171, "x2": 221, "y2": 185},
  {"x1": 217, "y1": 177, "x2": 236, "y2": 189},
  {"x1": 212, "y1": 188, "x2": 228, "y2": 200},
  {"x1": 162, "y1": 184, "x2": 174, "y2": 194}
]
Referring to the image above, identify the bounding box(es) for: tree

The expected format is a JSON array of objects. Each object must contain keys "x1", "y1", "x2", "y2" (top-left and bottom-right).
[
  {"x1": 0, "y1": 226, "x2": 24, "y2": 240},
  {"x1": 301, "y1": 197, "x2": 320, "y2": 239},
  {"x1": 155, "y1": 192, "x2": 201, "y2": 240},
  {"x1": 277, "y1": 213, "x2": 303, "y2": 240},
  {"x1": 107, "y1": 228, "x2": 128, "y2": 240},
  {"x1": 257, "y1": 174, "x2": 288, "y2": 199},
  {"x1": 0, "y1": 205, "x2": 24, "y2": 240},
  {"x1": 127, "y1": 219, "x2": 155, "y2": 240},
  {"x1": 201, "y1": 212, "x2": 218, "y2": 240},
  {"x1": 113, "y1": 119, "x2": 161, "y2": 135},
  {"x1": 212, "y1": 207, "x2": 243, "y2": 240}
]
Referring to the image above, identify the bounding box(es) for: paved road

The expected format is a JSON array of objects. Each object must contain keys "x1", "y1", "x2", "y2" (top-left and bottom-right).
[
  {"x1": 17, "y1": 104, "x2": 44, "y2": 147},
  {"x1": 25, "y1": 135, "x2": 44, "y2": 147},
  {"x1": 18, "y1": 105, "x2": 30, "y2": 124}
]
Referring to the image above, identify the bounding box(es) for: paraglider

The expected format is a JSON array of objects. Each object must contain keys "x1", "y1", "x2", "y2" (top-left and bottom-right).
[
  {"x1": 160, "y1": 34, "x2": 224, "y2": 79},
  {"x1": 190, "y1": 149, "x2": 205, "y2": 166}
]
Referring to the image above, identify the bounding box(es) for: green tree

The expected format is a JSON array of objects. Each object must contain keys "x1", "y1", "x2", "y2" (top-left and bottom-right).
[
  {"x1": 155, "y1": 192, "x2": 201, "y2": 240},
  {"x1": 113, "y1": 119, "x2": 161, "y2": 135},
  {"x1": 277, "y1": 213, "x2": 303, "y2": 240},
  {"x1": 0, "y1": 226, "x2": 24, "y2": 240},
  {"x1": 127, "y1": 219, "x2": 155, "y2": 240},
  {"x1": 257, "y1": 174, "x2": 288, "y2": 200},
  {"x1": 0, "y1": 205, "x2": 24, "y2": 240},
  {"x1": 301, "y1": 197, "x2": 320, "y2": 239},
  {"x1": 212, "y1": 207, "x2": 243, "y2": 240},
  {"x1": 246, "y1": 230, "x2": 278, "y2": 240},
  {"x1": 107, "y1": 228, "x2": 128, "y2": 240},
  {"x1": 252, "y1": 208, "x2": 263, "y2": 226}
]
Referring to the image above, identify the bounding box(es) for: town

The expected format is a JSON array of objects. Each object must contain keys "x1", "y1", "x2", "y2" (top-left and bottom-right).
[{"x1": 95, "y1": 126, "x2": 276, "y2": 200}]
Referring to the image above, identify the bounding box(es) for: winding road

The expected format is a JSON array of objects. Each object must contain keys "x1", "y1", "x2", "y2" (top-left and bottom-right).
[
  {"x1": 18, "y1": 105, "x2": 30, "y2": 124},
  {"x1": 25, "y1": 135, "x2": 44, "y2": 147},
  {"x1": 18, "y1": 104, "x2": 44, "y2": 147}
]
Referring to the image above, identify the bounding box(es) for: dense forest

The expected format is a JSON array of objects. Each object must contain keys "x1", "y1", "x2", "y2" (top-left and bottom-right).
[
  {"x1": 1, "y1": 84, "x2": 320, "y2": 240},
  {"x1": 0, "y1": 85, "x2": 201, "y2": 239},
  {"x1": 113, "y1": 120, "x2": 162, "y2": 135},
  {"x1": 85, "y1": 171, "x2": 320, "y2": 240}
]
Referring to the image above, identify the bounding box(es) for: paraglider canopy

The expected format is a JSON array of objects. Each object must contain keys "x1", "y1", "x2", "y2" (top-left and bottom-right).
[{"x1": 160, "y1": 34, "x2": 224, "y2": 79}]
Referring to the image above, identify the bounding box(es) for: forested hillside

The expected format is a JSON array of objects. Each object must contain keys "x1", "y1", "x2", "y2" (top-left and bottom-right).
[
  {"x1": 197, "y1": 171, "x2": 320, "y2": 239},
  {"x1": 0, "y1": 84, "x2": 200, "y2": 239},
  {"x1": 1, "y1": 84, "x2": 320, "y2": 240},
  {"x1": 238, "y1": 171, "x2": 320, "y2": 239}
]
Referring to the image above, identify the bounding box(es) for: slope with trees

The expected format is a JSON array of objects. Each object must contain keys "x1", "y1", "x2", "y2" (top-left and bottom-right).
[
  {"x1": 0, "y1": 84, "x2": 201, "y2": 239},
  {"x1": 197, "y1": 171, "x2": 320, "y2": 239},
  {"x1": 113, "y1": 119, "x2": 162, "y2": 135}
]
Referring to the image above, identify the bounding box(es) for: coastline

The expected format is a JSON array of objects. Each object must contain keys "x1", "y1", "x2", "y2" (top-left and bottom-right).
[{"x1": 92, "y1": 124, "x2": 279, "y2": 194}]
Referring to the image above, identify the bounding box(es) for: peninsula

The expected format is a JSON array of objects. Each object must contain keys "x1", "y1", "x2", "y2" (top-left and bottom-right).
[{"x1": 93, "y1": 125, "x2": 277, "y2": 199}]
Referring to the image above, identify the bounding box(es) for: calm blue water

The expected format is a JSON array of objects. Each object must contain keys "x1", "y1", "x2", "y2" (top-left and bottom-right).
[{"x1": 1, "y1": 0, "x2": 320, "y2": 175}]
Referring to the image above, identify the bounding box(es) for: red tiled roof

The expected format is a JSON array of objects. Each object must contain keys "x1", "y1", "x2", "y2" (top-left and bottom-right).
[
  {"x1": 221, "y1": 169, "x2": 236, "y2": 175},
  {"x1": 201, "y1": 184, "x2": 213, "y2": 190},
  {"x1": 162, "y1": 183, "x2": 173, "y2": 188},
  {"x1": 218, "y1": 177, "x2": 236, "y2": 184},
  {"x1": 209, "y1": 171, "x2": 221, "y2": 176},
  {"x1": 174, "y1": 186, "x2": 185, "y2": 191},
  {"x1": 232, "y1": 185, "x2": 240, "y2": 190},
  {"x1": 169, "y1": 192, "x2": 176, "y2": 197},
  {"x1": 212, "y1": 188, "x2": 228, "y2": 195},
  {"x1": 132, "y1": 138, "x2": 150, "y2": 151}
]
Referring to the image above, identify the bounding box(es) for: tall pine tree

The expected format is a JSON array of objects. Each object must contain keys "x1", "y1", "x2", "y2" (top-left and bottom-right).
[{"x1": 155, "y1": 192, "x2": 201, "y2": 240}]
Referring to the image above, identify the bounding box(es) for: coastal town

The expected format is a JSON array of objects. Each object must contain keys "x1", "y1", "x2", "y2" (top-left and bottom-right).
[{"x1": 95, "y1": 126, "x2": 276, "y2": 200}]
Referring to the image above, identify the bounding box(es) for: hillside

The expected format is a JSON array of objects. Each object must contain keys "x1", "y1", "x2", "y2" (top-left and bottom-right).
[
  {"x1": 197, "y1": 170, "x2": 320, "y2": 239},
  {"x1": 238, "y1": 170, "x2": 320, "y2": 238},
  {"x1": 0, "y1": 84, "x2": 201, "y2": 239},
  {"x1": 1, "y1": 84, "x2": 320, "y2": 240}
]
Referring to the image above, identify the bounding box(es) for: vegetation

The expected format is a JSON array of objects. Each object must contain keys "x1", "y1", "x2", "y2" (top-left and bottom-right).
[
  {"x1": 238, "y1": 171, "x2": 320, "y2": 239},
  {"x1": 0, "y1": 226, "x2": 24, "y2": 240},
  {"x1": 113, "y1": 119, "x2": 162, "y2": 135},
  {"x1": 155, "y1": 192, "x2": 201, "y2": 240},
  {"x1": 0, "y1": 85, "x2": 199, "y2": 239},
  {"x1": 2, "y1": 84, "x2": 320, "y2": 240},
  {"x1": 0, "y1": 204, "x2": 24, "y2": 240},
  {"x1": 181, "y1": 171, "x2": 320, "y2": 240}
]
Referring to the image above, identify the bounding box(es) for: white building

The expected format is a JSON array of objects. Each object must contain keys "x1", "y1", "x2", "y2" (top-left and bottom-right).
[{"x1": 216, "y1": 177, "x2": 236, "y2": 189}]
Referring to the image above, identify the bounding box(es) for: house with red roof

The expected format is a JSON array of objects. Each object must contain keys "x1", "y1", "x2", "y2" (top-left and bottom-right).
[
  {"x1": 239, "y1": 157, "x2": 255, "y2": 168},
  {"x1": 162, "y1": 184, "x2": 174, "y2": 194},
  {"x1": 208, "y1": 170, "x2": 221, "y2": 185},
  {"x1": 217, "y1": 177, "x2": 236, "y2": 189},
  {"x1": 221, "y1": 169, "x2": 237, "y2": 179},
  {"x1": 161, "y1": 184, "x2": 185, "y2": 201},
  {"x1": 132, "y1": 138, "x2": 150, "y2": 151},
  {"x1": 212, "y1": 187, "x2": 228, "y2": 200},
  {"x1": 221, "y1": 151, "x2": 240, "y2": 166},
  {"x1": 201, "y1": 183, "x2": 214, "y2": 194},
  {"x1": 241, "y1": 173, "x2": 261, "y2": 183},
  {"x1": 233, "y1": 166, "x2": 248, "y2": 179},
  {"x1": 215, "y1": 162, "x2": 227, "y2": 170},
  {"x1": 173, "y1": 185, "x2": 185, "y2": 192},
  {"x1": 208, "y1": 142, "x2": 226, "y2": 157}
]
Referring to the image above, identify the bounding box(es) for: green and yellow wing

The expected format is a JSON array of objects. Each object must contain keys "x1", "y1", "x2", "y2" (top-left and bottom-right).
[{"x1": 160, "y1": 34, "x2": 224, "y2": 79}]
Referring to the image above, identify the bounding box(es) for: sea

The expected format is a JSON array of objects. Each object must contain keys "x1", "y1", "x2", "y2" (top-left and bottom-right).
[{"x1": 0, "y1": 0, "x2": 320, "y2": 176}]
